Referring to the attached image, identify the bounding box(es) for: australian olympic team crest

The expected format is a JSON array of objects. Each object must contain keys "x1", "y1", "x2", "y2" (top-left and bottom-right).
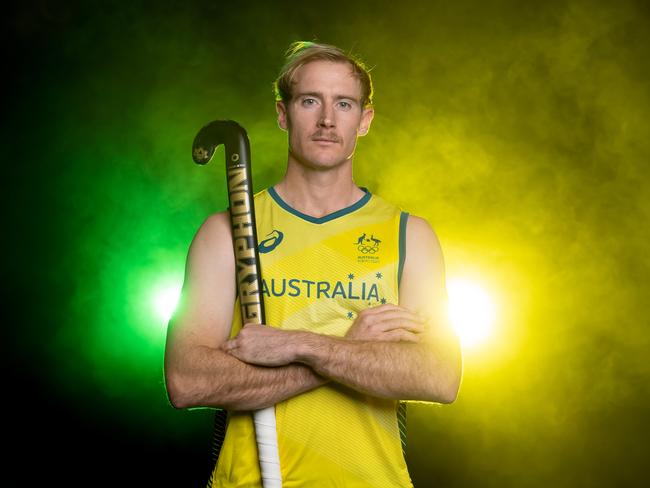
[{"x1": 355, "y1": 232, "x2": 381, "y2": 263}]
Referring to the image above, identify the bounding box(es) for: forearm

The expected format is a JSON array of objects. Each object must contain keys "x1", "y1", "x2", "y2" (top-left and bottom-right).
[
  {"x1": 294, "y1": 332, "x2": 460, "y2": 403},
  {"x1": 165, "y1": 344, "x2": 325, "y2": 411}
]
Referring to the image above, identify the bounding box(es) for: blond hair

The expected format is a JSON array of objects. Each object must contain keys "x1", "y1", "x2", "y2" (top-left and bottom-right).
[{"x1": 273, "y1": 41, "x2": 374, "y2": 108}]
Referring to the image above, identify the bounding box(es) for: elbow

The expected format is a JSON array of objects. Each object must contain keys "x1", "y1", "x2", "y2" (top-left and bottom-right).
[
  {"x1": 427, "y1": 374, "x2": 460, "y2": 405},
  {"x1": 438, "y1": 355, "x2": 463, "y2": 404},
  {"x1": 164, "y1": 364, "x2": 233, "y2": 410},
  {"x1": 167, "y1": 389, "x2": 189, "y2": 410},
  {"x1": 424, "y1": 351, "x2": 462, "y2": 405},
  {"x1": 411, "y1": 371, "x2": 460, "y2": 405},
  {"x1": 164, "y1": 368, "x2": 193, "y2": 410},
  {"x1": 437, "y1": 378, "x2": 460, "y2": 404}
]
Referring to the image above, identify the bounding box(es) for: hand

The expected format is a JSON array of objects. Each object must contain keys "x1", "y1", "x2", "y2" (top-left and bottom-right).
[
  {"x1": 223, "y1": 324, "x2": 298, "y2": 367},
  {"x1": 346, "y1": 304, "x2": 425, "y2": 343}
]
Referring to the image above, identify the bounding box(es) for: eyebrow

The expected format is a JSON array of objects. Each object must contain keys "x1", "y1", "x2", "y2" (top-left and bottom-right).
[{"x1": 296, "y1": 91, "x2": 360, "y2": 102}]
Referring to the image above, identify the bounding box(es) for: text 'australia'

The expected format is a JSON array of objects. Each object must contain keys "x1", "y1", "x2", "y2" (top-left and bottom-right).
[{"x1": 262, "y1": 278, "x2": 380, "y2": 302}]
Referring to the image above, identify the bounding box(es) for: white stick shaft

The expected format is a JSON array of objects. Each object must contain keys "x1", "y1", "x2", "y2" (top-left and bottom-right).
[{"x1": 254, "y1": 406, "x2": 282, "y2": 487}]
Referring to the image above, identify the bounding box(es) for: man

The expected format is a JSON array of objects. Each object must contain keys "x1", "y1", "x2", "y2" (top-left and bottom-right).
[{"x1": 164, "y1": 41, "x2": 462, "y2": 487}]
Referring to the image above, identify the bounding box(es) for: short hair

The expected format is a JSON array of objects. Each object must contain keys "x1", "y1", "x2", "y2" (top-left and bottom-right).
[{"x1": 273, "y1": 41, "x2": 374, "y2": 109}]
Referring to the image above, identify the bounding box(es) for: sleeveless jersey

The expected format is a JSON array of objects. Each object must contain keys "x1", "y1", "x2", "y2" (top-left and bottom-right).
[{"x1": 210, "y1": 187, "x2": 412, "y2": 488}]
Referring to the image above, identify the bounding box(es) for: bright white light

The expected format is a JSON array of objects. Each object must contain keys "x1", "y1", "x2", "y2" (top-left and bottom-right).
[
  {"x1": 447, "y1": 278, "x2": 496, "y2": 348},
  {"x1": 152, "y1": 283, "x2": 182, "y2": 324}
]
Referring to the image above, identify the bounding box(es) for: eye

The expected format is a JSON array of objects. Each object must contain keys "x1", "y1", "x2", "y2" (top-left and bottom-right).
[
  {"x1": 337, "y1": 100, "x2": 353, "y2": 111},
  {"x1": 301, "y1": 97, "x2": 318, "y2": 107}
]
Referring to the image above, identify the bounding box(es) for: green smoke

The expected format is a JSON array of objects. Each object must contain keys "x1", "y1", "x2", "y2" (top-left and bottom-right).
[{"x1": 7, "y1": 0, "x2": 648, "y2": 484}]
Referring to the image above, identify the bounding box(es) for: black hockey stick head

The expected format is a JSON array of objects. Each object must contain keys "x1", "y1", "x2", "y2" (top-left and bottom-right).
[{"x1": 192, "y1": 119, "x2": 248, "y2": 165}]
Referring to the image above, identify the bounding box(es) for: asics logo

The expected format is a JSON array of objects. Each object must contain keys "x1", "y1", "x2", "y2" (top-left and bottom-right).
[{"x1": 259, "y1": 230, "x2": 284, "y2": 253}]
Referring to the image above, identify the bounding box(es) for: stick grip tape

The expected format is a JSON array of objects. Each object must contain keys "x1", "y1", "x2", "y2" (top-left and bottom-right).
[{"x1": 254, "y1": 407, "x2": 282, "y2": 487}]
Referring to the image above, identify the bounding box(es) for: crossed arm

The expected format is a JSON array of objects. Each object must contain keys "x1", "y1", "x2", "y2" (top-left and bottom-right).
[{"x1": 164, "y1": 212, "x2": 462, "y2": 411}]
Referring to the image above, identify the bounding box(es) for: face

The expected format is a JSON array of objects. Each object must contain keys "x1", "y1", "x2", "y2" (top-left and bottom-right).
[{"x1": 276, "y1": 60, "x2": 374, "y2": 171}]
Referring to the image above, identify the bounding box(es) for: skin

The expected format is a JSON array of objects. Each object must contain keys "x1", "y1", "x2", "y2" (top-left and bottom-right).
[
  {"x1": 164, "y1": 60, "x2": 462, "y2": 411},
  {"x1": 274, "y1": 60, "x2": 374, "y2": 218}
]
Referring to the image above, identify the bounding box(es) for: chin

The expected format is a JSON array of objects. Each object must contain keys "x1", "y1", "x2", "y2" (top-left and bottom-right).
[
  {"x1": 308, "y1": 157, "x2": 352, "y2": 171},
  {"x1": 289, "y1": 147, "x2": 354, "y2": 171}
]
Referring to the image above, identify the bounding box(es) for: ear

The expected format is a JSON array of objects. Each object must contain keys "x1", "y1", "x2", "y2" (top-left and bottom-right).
[
  {"x1": 276, "y1": 101, "x2": 288, "y2": 131},
  {"x1": 358, "y1": 107, "x2": 374, "y2": 136}
]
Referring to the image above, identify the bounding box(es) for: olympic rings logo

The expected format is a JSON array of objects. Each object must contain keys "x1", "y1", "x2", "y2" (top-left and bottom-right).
[{"x1": 358, "y1": 245, "x2": 379, "y2": 254}]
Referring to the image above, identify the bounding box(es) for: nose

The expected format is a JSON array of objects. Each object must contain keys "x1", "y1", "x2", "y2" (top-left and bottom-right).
[{"x1": 318, "y1": 105, "x2": 335, "y2": 128}]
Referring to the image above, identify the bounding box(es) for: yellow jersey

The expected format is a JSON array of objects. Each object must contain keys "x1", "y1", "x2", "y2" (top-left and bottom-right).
[{"x1": 210, "y1": 187, "x2": 412, "y2": 488}]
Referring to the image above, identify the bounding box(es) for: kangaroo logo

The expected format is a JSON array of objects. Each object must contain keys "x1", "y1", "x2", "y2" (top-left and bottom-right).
[
  {"x1": 259, "y1": 230, "x2": 284, "y2": 254},
  {"x1": 355, "y1": 232, "x2": 381, "y2": 254}
]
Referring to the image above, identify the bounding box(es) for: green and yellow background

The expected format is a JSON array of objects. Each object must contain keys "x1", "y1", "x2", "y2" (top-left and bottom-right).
[{"x1": 5, "y1": 0, "x2": 649, "y2": 485}]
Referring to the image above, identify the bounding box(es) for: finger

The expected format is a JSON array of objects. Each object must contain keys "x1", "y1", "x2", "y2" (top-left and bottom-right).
[
  {"x1": 371, "y1": 322, "x2": 424, "y2": 336},
  {"x1": 379, "y1": 319, "x2": 426, "y2": 333},
  {"x1": 367, "y1": 303, "x2": 429, "y2": 324},
  {"x1": 374, "y1": 310, "x2": 426, "y2": 326},
  {"x1": 382, "y1": 329, "x2": 420, "y2": 343},
  {"x1": 354, "y1": 311, "x2": 425, "y2": 335}
]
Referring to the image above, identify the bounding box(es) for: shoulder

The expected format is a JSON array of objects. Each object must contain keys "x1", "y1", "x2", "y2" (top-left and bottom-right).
[
  {"x1": 403, "y1": 214, "x2": 444, "y2": 273},
  {"x1": 187, "y1": 211, "x2": 234, "y2": 261},
  {"x1": 195, "y1": 211, "x2": 231, "y2": 241},
  {"x1": 399, "y1": 214, "x2": 446, "y2": 312},
  {"x1": 405, "y1": 215, "x2": 440, "y2": 245}
]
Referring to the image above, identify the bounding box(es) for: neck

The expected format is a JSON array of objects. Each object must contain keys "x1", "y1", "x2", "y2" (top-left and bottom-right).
[{"x1": 275, "y1": 159, "x2": 365, "y2": 218}]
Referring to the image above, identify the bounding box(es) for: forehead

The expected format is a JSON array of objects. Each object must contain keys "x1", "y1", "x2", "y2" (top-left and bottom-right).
[{"x1": 291, "y1": 60, "x2": 362, "y2": 99}]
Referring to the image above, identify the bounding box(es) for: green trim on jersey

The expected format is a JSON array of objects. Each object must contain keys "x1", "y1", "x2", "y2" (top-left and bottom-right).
[
  {"x1": 268, "y1": 186, "x2": 372, "y2": 224},
  {"x1": 398, "y1": 211, "x2": 409, "y2": 286}
]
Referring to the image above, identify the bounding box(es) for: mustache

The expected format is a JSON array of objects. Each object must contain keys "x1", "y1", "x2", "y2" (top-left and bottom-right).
[{"x1": 310, "y1": 132, "x2": 341, "y2": 143}]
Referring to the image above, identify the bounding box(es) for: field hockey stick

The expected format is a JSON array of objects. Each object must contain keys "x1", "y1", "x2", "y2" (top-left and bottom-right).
[{"x1": 193, "y1": 119, "x2": 282, "y2": 487}]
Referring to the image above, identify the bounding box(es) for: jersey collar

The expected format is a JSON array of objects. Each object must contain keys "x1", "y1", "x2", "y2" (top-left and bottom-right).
[{"x1": 268, "y1": 186, "x2": 372, "y2": 224}]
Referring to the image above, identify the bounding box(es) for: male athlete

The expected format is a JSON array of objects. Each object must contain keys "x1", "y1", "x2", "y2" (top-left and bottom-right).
[{"x1": 164, "y1": 41, "x2": 462, "y2": 487}]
